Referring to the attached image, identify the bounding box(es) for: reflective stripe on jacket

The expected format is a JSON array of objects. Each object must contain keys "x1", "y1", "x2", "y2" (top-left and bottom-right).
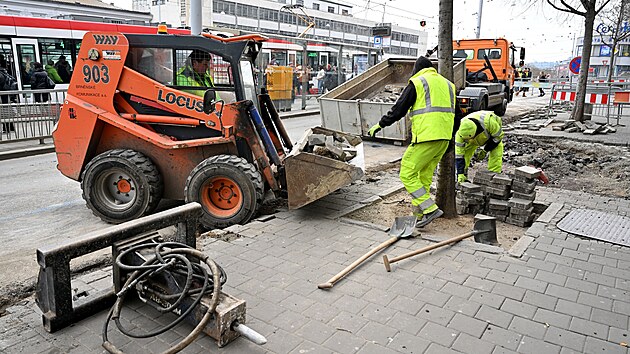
[
  {"x1": 454, "y1": 111, "x2": 504, "y2": 158},
  {"x1": 408, "y1": 67, "x2": 456, "y2": 143},
  {"x1": 176, "y1": 65, "x2": 215, "y2": 97}
]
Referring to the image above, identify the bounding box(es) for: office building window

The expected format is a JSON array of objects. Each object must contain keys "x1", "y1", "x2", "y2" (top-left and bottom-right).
[
  {"x1": 328, "y1": 6, "x2": 335, "y2": 13},
  {"x1": 342, "y1": 9, "x2": 348, "y2": 15},
  {"x1": 313, "y1": 3, "x2": 319, "y2": 10},
  {"x1": 296, "y1": 0, "x2": 304, "y2": 5}
]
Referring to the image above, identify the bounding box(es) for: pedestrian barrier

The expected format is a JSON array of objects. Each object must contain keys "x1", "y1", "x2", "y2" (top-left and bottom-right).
[
  {"x1": 0, "y1": 88, "x2": 67, "y2": 143},
  {"x1": 547, "y1": 81, "x2": 630, "y2": 126}
]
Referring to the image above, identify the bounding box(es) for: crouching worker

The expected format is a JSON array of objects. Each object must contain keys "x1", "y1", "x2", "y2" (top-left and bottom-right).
[
  {"x1": 455, "y1": 111, "x2": 504, "y2": 184},
  {"x1": 367, "y1": 56, "x2": 456, "y2": 228}
]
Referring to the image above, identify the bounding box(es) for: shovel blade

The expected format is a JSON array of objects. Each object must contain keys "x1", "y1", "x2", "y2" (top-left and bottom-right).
[
  {"x1": 473, "y1": 214, "x2": 499, "y2": 245},
  {"x1": 388, "y1": 216, "x2": 418, "y2": 238}
]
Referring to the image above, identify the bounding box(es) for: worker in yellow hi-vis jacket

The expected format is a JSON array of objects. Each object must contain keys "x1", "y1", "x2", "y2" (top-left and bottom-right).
[
  {"x1": 367, "y1": 57, "x2": 456, "y2": 228},
  {"x1": 455, "y1": 110, "x2": 504, "y2": 184}
]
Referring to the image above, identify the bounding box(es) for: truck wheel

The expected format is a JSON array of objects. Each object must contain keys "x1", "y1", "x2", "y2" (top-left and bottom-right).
[
  {"x1": 81, "y1": 149, "x2": 163, "y2": 223},
  {"x1": 185, "y1": 155, "x2": 263, "y2": 229},
  {"x1": 493, "y1": 98, "x2": 508, "y2": 116}
]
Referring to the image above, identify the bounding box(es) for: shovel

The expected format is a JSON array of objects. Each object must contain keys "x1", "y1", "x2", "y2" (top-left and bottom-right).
[
  {"x1": 318, "y1": 216, "x2": 417, "y2": 289},
  {"x1": 382, "y1": 214, "x2": 499, "y2": 272}
]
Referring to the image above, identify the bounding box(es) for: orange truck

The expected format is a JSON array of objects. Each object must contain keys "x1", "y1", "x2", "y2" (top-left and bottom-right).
[
  {"x1": 52, "y1": 31, "x2": 363, "y2": 229},
  {"x1": 452, "y1": 38, "x2": 525, "y2": 116}
]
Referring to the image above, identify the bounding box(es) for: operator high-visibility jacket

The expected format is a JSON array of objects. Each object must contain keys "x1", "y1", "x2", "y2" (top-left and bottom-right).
[
  {"x1": 455, "y1": 111, "x2": 504, "y2": 175},
  {"x1": 176, "y1": 65, "x2": 216, "y2": 97},
  {"x1": 407, "y1": 67, "x2": 456, "y2": 143}
]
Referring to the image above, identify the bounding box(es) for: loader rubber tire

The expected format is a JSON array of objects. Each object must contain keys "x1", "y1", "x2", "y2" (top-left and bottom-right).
[
  {"x1": 81, "y1": 149, "x2": 163, "y2": 224},
  {"x1": 185, "y1": 155, "x2": 263, "y2": 230}
]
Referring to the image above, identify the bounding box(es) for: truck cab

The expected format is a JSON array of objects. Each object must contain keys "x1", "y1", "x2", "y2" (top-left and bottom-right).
[{"x1": 453, "y1": 38, "x2": 525, "y2": 116}]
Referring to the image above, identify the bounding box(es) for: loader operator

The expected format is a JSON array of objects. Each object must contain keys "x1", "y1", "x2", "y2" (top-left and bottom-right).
[
  {"x1": 176, "y1": 49, "x2": 219, "y2": 99},
  {"x1": 367, "y1": 57, "x2": 456, "y2": 228},
  {"x1": 455, "y1": 110, "x2": 504, "y2": 184}
]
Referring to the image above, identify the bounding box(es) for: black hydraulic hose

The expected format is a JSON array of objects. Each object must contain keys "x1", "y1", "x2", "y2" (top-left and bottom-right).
[{"x1": 102, "y1": 242, "x2": 225, "y2": 354}]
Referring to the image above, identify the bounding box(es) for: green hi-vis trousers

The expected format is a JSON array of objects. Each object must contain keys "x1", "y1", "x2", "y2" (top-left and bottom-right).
[
  {"x1": 463, "y1": 141, "x2": 504, "y2": 174},
  {"x1": 399, "y1": 140, "x2": 450, "y2": 216}
]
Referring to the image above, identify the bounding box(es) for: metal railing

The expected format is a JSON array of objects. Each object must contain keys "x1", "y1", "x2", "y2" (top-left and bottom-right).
[
  {"x1": 0, "y1": 88, "x2": 67, "y2": 143},
  {"x1": 547, "y1": 81, "x2": 630, "y2": 126}
]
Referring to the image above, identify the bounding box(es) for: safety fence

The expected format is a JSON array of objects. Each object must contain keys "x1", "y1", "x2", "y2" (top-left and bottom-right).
[
  {"x1": 0, "y1": 89, "x2": 67, "y2": 143},
  {"x1": 547, "y1": 81, "x2": 630, "y2": 126},
  {"x1": 514, "y1": 77, "x2": 628, "y2": 91}
]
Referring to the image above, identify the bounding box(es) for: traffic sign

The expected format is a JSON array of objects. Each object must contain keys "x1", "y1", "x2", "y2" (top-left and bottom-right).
[
  {"x1": 569, "y1": 56, "x2": 581, "y2": 74},
  {"x1": 374, "y1": 36, "x2": 382, "y2": 47}
]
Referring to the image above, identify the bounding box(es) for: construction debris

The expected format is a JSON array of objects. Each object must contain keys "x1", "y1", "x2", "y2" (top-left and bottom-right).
[
  {"x1": 309, "y1": 134, "x2": 358, "y2": 162},
  {"x1": 555, "y1": 119, "x2": 617, "y2": 135},
  {"x1": 364, "y1": 84, "x2": 406, "y2": 103}
]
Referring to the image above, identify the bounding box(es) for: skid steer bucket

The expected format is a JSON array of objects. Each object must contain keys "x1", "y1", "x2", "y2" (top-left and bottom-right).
[{"x1": 285, "y1": 127, "x2": 365, "y2": 209}]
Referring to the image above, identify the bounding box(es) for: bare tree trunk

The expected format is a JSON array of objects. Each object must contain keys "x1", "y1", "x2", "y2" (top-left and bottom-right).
[
  {"x1": 573, "y1": 10, "x2": 596, "y2": 122},
  {"x1": 435, "y1": 0, "x2": 456, "y2": 218}
]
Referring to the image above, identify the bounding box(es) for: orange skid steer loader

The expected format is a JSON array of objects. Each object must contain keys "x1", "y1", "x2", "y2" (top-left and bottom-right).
[{"x1": 53, "y1": 31, "x2": 363, "y2": 229}]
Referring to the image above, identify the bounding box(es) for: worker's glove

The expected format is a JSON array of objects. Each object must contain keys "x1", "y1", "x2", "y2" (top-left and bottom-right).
[
  {"x1": 367, "y1": 123, "x2": 382, "y2": 137},
  {"x1": 476, "y1": 150, "x2": 487, "y2": 160},
  {"x1": 457, "y1": 174, "x2": 467, "y2": 184}
]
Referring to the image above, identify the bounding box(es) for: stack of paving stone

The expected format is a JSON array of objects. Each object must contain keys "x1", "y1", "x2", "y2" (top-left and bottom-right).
[
  {"x1": 485, "y1": 174, "x2": 513, "y2": 221},
  {"x1": 505, "y1": 166, "x2": 540, "y2": 227},
  {"x1": 456, "y1": 182, "x2": 485, "y2": 215}
]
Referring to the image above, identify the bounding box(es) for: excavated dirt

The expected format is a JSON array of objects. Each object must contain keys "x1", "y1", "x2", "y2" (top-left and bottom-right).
[
  {"x1": 503, "y1": 135, "x2": 630, "y2": 199},
  {"x1": 346, "y1": 189, "x2": 525, "y2": 250}
]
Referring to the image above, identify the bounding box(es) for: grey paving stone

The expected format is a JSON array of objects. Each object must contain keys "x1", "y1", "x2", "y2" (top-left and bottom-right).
[
  {"x1": 448, "y1": 313, "x2": 489, "y2": 338},
  {"x1": 469, "y1": 290, "x2": 505, "y2": 309},
  {"x1": 452, "y1": 333, "x2": 495, "y2": 354},
  {"x1": 565, "y1": 277, "x2": 598, "y2": 294},
  {"x1": 589, "y1": 254, "x2": 619, "y2": 267},
  {"x1": 491, "y1": 283, "x2": 526, "y2": 301},
  {"x1": 545, "y1": 253, "x2": 574, "y2": 267},
  {"x1": 332, "y1": 294, "x2": 370, "y2": 315},
  {"x1": 485, "y1": 269, "x2": 518, "y2": 285},
  {"x1": 578, "y1": 243, "x2": 606, "y2": 256},
  {"x1": 551, "y1": 238, "x2": 580, "y2": 251},
  {"x1": 573, "y1": 259, "x2": 604, "y2": 274},
  {"x1": 554, "y1": 298, "x2": 592, "y2": 319},
  {"x1": 480, "y1": 259, "x2": 510, "y2": 272},
  {"x1": 535, "y1": 243, "x2": 562, "y2": 255},
  {"x1": 544, "y1": 326, "x2": 586, "y2": 352},
  {"x1": 598, "y1": 285, "x2": 629, "y2": 301},
  {"x1": 534, "y1": 270, "x2": 567, "y2": 286},
  {"x1": 436, "y1": 268, "x2": 469, "y2": 284},
  {"x1": 608, "y1": 326, "x2": 629, "y2": 344},
  {"x1": 475, "y1": 305, "x2": 514, "y2": 328},
  {"x1": 322, "y1": 330, "x2": 366, "y2": 353},
  {"x1": 584, "y1": 336, "x2": 629, "y2": 354},
  {"x1": 417, "y1": 322, "x2": 459, "y2": 347},
  {"x1": 480, "y1": 324, "x2": 522, "y2": 350},
  {"x1": 613, "y1": 300, "x2": 630, "y2": 314},
  {"x1": 569, "y1": 317, "x2": 609, "y2": 340},
  {"x1": 508, "y1": 316, "x2": 547, "y2": 339},
  {"x1": 414, "y1": 274, "x2": 448, "y2": 291},
  {"x1": 441, "y1": 281, "x2": 475, "y2": 299},
  {"x1": 545, "y1": 284, "x2": 579, "y2": 301},
  {"x1": 360, "y1": 302, "x2": 396, "y2": 325},
  {"x1": 553, "y1": 264, "x2": 585, "y2": 280},
  {"x1": 492, "y1": 346, "x2": 519, "y2": 354},
  {"x1": 560, "y1": 248, "x2": 590, "y2": 262},
  {"x1": 517, "y1": 336, "x2": 561, "y2": 354},
  {"x1": 328, "y1": 311, "x2": 369, "y2": 334},
  {"x1": 424, "y1": 342, "x2": 460, "y2": 354},
  {"x1": 359, "y1": 341, "x2": 401, "y2": 354},
  {"x1": 444, "y1": 295, "x2": 482, "y2": 316},
  {"x1": 386, "y1": 311, "x2": 427, "y2": 336},
  {"x1": 290, "y1": 341, "x2": 335, "y2": 354},
  {"x1": 387, "y1": 331, "x2": 431, "y2": 353},
  {"x1": 515, "y1": 276, "x2": 548, "y2": 293},
  {"x1": 506, "y1": 263, "x2": 537, "y2": 278},
  {"x1": 463, "y1": 276, "x2": 496, "y2": 292},
  {"x1": 591, "y1": 308, "x2": 629, "y2": 329},
  {"x1": 500, "y1": 298, "x2": 537, "y2": 319},
  {"x1": 388, "y1": 295, "x2": 423, "y2": 316},
  {"x1": 533, "y1": 308, "x2": 571, "y2": 328},
  {"x1": 356, "y1": 321, "x2": 399, "y2": 347},
  {"x1": 415, "y1": 288, "x2": 452, "y2": 308},
  {"x1": 523, "y1": 257, "x2": 556, "y2": 273},
  {"x1": 417, "y1": 303, "x2": 456, "y2": 327},
  {"x1": 522, "y1": 290, "x2": 557, "y2": 311},
  {"x1": 584, "y1": 271, "x2": 617, "y2": 287}
]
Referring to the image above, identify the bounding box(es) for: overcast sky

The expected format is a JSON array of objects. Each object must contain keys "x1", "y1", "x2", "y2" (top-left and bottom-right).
[{"x1": 112, "y1": 0, "x2": 593, "y2": 62}]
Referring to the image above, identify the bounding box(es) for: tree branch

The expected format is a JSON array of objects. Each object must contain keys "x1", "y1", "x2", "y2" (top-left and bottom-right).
[
  {"x1": 596, "y1": 0, "x2": 613, "y2": 14},
  {"x1": 547, "y1": 0, "x2": 586, "y2": 16}
]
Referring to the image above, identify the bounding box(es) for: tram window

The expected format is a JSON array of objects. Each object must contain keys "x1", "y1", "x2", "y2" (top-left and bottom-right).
[
  {"x1": 126, "y1": 47, "x2": 174, "y2": 85},
  {"x1": 0, "y1": 40, "x2": 17, "y2": 79},
  {"x1": 38, "y1": 38, "x2": 74, "y2": 84}
]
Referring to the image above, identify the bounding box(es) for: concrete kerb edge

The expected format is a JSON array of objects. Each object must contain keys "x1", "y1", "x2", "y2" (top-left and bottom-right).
[
  {"x1": 0, "y1": 146, "x2": 55, "y2": 161},
  {"x1": 278, "y1": 109, "x2": 320, "y2": 120}
]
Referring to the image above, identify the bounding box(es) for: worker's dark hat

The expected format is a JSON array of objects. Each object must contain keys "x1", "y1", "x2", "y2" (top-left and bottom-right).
[
  {"x1": 189, "y1": 49, "x2": 212, "y2": 62},
  {"x1": 413, "y1": 56, "x2": 433, "y2": 74}
]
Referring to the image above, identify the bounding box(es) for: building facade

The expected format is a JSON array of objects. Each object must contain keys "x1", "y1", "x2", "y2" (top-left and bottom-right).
[
  {"x1": 1, "y1": 0, "x2": 152, "y2": 24},
  {"x1": 575, "y1": 33, "x2": 630, "y2": 78}
]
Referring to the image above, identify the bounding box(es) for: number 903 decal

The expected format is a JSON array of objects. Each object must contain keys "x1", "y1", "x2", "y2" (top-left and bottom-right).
[{"x1": 82, "y1": 64, "x2": 110, "y2": 84}]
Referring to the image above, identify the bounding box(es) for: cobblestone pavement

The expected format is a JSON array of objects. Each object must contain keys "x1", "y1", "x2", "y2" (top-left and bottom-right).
[{"x1": 1, "y1": 172, "x2": 629, "y2": 353}]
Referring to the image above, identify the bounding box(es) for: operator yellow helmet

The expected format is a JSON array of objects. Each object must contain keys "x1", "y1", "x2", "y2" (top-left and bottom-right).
[{"x1": 458, "y1": 118, "x2": 477, "y2": 140}]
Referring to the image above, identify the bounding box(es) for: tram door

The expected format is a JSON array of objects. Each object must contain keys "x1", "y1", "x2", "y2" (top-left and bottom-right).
[{"x1": 11, "y1": 38, "x2": 41, "y2": 91}]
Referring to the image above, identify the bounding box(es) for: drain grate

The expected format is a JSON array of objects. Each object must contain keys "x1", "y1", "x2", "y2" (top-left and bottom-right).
[{"x1": 557, "y1": 209, "x2": 630, "y2": 247}]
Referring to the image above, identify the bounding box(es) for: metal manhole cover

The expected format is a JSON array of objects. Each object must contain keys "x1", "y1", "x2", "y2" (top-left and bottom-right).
[{"x1": 557, "y1": 209, "x2": 630, "y2": 247}]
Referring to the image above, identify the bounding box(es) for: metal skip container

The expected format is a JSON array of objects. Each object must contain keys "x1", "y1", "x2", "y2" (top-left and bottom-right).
[
  {"x1": 319, "y1": 58, "x2": 466, "y2": 142},
  {"x1": 284, "y1": 126, "x2": 365, "y2": 209}
]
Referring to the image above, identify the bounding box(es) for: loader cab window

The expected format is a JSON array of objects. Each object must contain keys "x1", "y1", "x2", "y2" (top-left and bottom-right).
[
  {"x1": 477, "y1": 48, "x2": 502, "y2": 60},
  {"x1": 240, "y1": 60, "x2": 257, "y2": 103},
  {"x1": 453, "y1": 49, "x2": 474, "y2": 60},
  {"x1": 174, "y1": 49, "x2": 236, "y2": 103},
  {"x1": 126, "y1": 47, "x2": 174, "y2": 85}
]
